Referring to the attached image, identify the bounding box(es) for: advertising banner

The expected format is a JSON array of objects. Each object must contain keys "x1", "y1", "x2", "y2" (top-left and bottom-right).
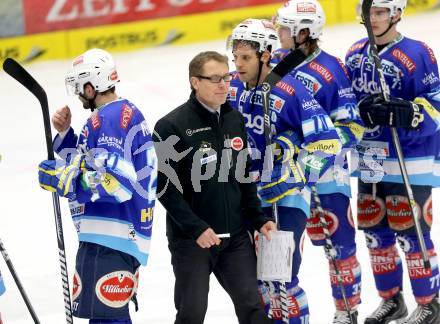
[{"x1": 22, "y1": 0, "x2": 282, "y2": 34}]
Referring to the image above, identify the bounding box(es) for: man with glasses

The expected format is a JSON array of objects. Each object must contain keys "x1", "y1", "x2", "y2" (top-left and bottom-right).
[
  {"x1": 153, "y1": 51, "x2": 276, "y2": 324},
  {"x1": 346, "y1": 0, "x2": 440, "y2": 323}
]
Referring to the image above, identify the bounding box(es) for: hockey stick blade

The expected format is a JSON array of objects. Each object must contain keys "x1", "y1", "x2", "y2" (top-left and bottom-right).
[
  {"x1": 2, "y1": 58, "x2": 54, "y2": 160},
  {"x1": 361, "y1": 0, "x2": 430, "y2": 269},
  {"x1": 2, "y1": 58, "x2": 74, "y2": 323}
]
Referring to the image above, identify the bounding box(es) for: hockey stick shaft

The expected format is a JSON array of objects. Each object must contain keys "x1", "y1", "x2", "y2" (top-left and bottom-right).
[
  {"x1": 311, "y1": 187, "x2": 354, "y2": 324},
  {"x1": 361, "y1": 0, "x2": 430, "y2": 269},
  {"x1": 0, "y1": 238, "x2": 41, "y2": 323},
  {"x1": 2, "y1": 58, "x2": 74, "y2": 323}
]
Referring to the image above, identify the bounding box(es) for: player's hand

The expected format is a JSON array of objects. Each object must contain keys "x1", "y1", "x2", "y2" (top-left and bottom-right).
[
  {"x1": 52, "y1": 105, "x2": 72, "y2": 133},
  {"x1": 260, "y1": 221, "x2": 277, "y2": 241},
  {"x1": 196, "y1": 228, "x2": 221, "y2": 249}
]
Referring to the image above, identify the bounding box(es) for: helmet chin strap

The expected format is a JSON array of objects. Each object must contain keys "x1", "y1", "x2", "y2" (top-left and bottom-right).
[
  {"x1": 79, "y1": 92, "x2": 98, "y2": 112},
  {"x1": 293, "y1": 36, "x2": 312, "y2": 51},
  {"x1": 249, "y1": 57, "x2": 264, "y2": 111}
]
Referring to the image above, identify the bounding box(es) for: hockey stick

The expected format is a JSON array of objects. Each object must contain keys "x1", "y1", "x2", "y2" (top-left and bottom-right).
[
  {"x1": 260, "y1": 48, "x2": 307, "y2": 323},
  {"x1": 2, "y1": 58, "x2": 74, "y2": 323},
  {"x1": 361, "y1": 0, "x2": 430, "y2": 269},
  {"x1": 0, "y1": 238, "x2": 41, "y2": 323},
  {"x1": 311, "y1": 187, "x2": 354, "y2": 324}
]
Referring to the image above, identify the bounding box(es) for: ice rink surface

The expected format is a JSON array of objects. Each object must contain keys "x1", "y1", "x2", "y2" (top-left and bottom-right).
[{"x1": 1, "y1": 10, "x2": 440, "y2": 324}]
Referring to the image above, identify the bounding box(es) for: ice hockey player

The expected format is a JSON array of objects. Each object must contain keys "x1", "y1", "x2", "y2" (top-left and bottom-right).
[
  {"x1": 228, "y1": 18, "x2": 343, "y2": 324},
  {"x1": 37, "y1": 48, "x2": 157, "y2": 323},
  {"x1": 345, "y1": 0, "x2": 440, "y2": 323},
  {"x1": 274, "y1": 1, "x2": 365, "y2": 323}
]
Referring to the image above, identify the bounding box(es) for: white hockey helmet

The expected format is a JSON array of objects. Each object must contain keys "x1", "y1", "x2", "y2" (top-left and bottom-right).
[
  {"x1": 65, "y1": 48, "x2": 119, "y2": 96},
  {"x1": 231, "y1": 19, "x2": 278, "y2": 53},
  {"x1": 361, "y1": 0, "x2": 407, "y2": 17},
  {"x1": 276, "y1": 0, "x2": 326, "y2": 39}
]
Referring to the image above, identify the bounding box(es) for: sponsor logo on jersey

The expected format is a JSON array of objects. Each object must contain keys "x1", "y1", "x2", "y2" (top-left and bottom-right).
[
  {"x1": 338, "y1": 87, "x2": 356, "y2": 99},
  {"x1": 95, "y1": 271, "x2": 136, "y2": 308},
  {"x1": 386, "y1": 195, "x2": 418, "y2": 231},
  {"x1": 97, "y1": 133, "x2": 124, "y2": 151},
  {"x1": 370, "y1": 59, "x2": 403, "y2": 91},
  {"x1": 120, "y1": 104, "x2": 134, "y2": 129},
  {"x1": 301, "y1": 98, "x2": 320, "y2": 111},
  {"x1": 391, "y1": 48, "x2": 416, "y2": 73},
  {"x1": 422, "y1": 72, "x2": 439, "y2": 86},
  {"x1": 423, "y1": 195, "x2": 433, "y2": 227},
  {"x1": 90, "y1": 112, "x2": 101, "y2": 130},
  {"x1": 231, "y1": 137, "x2": 244, "y2": 151},
  {"x1": 309, "y1": 61, "x2": 334, "y2": 83},
  {"x1": 306, "y1": 209, "x2": 339, "y2": 241},
  {"x1": 243, "y1": 113, "x2": 264, "y2": 135},
  {"x1": 347, "y1": 41, "x2": 368, "y2": 55},
  {"x1": 422, "y1": 42, "x2": 437, "y2": 63},
  {"x1": 228, "y1": 86, "x2": 238, "y2": 101},
  {"x1": 72, "y1": 271, "x2": 82, "y2": 301},
  {"x1": 346, "y1": 53, "x2": 363, "y2": 70},
  {"x1": 337, "y1": 57, "x2": 350, "y2": 79},
  {"x1": 370, "y1": 246, "x2": 399, "y2": 275},
  {"x1": 305, "y1": 140, "x2": 340, "y2": 154},
  {"x1": 295, "y1": 70, "x2": 322, "y2": 94},
  {"x1": 406, "y1": 252, "x2": 433, "y2": 279},
  {"x1": 186, "y1": 127, "x2": 211, "y2": 136},
  {"x1": 297, "y1": 2, "x2": 316, "y2": 14},
  {"x1": 69, "y1": 201, "x2": 85, "y2": 217},
  {"x1": 271, "y1": 95, "x2": 286, "y2": 112},
  {"x1": 275, "y1": 81, "x2": 295, "y2": 96},
  {"x1": 301, "y1": 154, "x2": 326, "y2": 173},
  {"x1": 357, "y1": 194, "x2": 386, "y2": 227}
]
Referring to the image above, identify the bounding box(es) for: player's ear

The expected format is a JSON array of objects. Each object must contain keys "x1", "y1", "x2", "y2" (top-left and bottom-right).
[
  {"x1": 190, "y1": 76, "x2": 199, "y2": 91},
  {"x1": 393, "y1": 9, "x2": 402, "y2": 23},
  {"x1": 84, "y1": 83, "x2": 96, "y2": 98}
]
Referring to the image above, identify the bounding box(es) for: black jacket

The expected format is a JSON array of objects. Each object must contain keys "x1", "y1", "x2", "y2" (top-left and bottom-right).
[{"x1": 153, "y1": 92, "x2": 271, "y2": 241}]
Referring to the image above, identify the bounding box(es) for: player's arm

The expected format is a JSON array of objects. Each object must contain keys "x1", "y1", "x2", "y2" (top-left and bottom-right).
[{"x1": 52, "y1": 106, "x2": 78, "y2": 154}]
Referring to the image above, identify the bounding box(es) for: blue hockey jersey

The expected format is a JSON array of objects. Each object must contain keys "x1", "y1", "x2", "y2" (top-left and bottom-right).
[
  {"x1": 54, "y1": 99, "x2": 157, "y2": 265},
  {"x1": 228, "y1": 73, "x2": 342, "y2": 215},
  {"x1": 345, "y1": 35, "x2": 440, "y2": 185},
  {"x1": 273, "y1": 47, "x2": 365, "y2": 197}
]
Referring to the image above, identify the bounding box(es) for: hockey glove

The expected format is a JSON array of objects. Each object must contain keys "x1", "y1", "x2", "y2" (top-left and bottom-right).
[
  {"x1": 258, "y1": 159, "x2": 306, "y2": 203},
  {"x1": 358, "y1": 94, "x2": 424, "y2": 129},
  {"x1": 273, "y1": 130, "x2": 301, "y2": 163},
  {"x1": 38, "y1": 155, "x2": 85, "y2": 199}
]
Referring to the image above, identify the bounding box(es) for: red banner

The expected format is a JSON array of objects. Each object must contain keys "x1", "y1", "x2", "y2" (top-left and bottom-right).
[{"x1": 23, "y1": 0, "x2": 282, "y2": 34}]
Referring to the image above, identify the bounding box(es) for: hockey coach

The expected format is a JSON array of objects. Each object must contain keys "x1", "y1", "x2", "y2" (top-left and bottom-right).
[{"x1": 153, "y1": 51, "x2": 276, "y2": 324}]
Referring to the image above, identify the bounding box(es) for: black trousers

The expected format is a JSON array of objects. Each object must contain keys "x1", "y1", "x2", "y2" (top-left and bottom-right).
[{"x1": 169, "y1": 231, "x2": 272, "y2": 324}]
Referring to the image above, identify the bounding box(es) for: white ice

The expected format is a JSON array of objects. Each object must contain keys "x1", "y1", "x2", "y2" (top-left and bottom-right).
[{"x1": 1, "y1": 10, "x2": 440, "y2": 324}]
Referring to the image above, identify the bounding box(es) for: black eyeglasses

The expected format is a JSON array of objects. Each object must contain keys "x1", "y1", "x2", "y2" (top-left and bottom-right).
[{"x1": 196, "y1": 73, "x2": 232, "y2": 83}]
